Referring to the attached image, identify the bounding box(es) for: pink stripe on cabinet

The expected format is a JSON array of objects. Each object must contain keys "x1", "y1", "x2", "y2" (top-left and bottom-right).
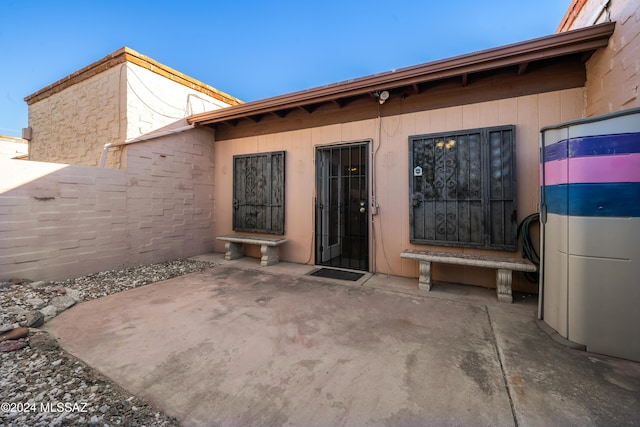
[{"x1": 542, "y1": 153, "x2": 640, "y2": 186}]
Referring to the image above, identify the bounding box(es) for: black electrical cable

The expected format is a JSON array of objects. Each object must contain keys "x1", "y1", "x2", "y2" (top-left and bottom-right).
[{"x1": 517, "y1": 212, "x2": 540, "y2": 282}]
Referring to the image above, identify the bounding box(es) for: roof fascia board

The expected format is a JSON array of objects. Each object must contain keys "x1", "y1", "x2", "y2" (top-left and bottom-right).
[{"x1": 189, "y1": 22, "x2": 615, "y2": 126}]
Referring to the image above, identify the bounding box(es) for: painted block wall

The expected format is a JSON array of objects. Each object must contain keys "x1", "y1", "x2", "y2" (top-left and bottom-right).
[
  {"x1": 125, "y1": 63, "x2": 230, "y2": 140},
  {"x1": 0, "y1": 126, "x2": 216, "y2": 281},
  {"x1": 121, "y1": 126, "x2": 217, "y2": 267},
  {"x1": 213, "y1": 88, "x2": 585, "y2": 292},
  {"x1": 27, "y1": 61, "x2": 232, "y2": 168},
  {"x1": 564, "y1": 0, "x2": 640, "y2": 114},
  {"x1": 0, "y1": 159, "x2": 128, "y2": 280},
  {"x1": 28, "y1": 65, "x2": 124, "y2": 166}
]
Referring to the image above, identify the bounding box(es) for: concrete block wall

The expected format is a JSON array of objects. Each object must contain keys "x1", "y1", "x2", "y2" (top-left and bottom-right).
[
  {"x1": 563, "y1": 0, "x2": 640, "y2": 114},
  {"x1": 0, "y1": 159, "x2": 128, "y2": 280},
  {"x1": 122, "y1": 126, "x2": 217, "y2": 267},
  {"x1": 26, "y1": 47, "x2": 239, "y2": 168},
  {"x1": 28, "y1": 65, "x2": 124, "y2": 166},
  {"x1": 0, "y1": 127, "x2": 217, "y2": 281}
]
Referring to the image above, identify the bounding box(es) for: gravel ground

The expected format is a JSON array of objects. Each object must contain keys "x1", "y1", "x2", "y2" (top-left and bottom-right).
[{"x1": 1, "y1": 258, "x2": 217, "y2": 427}]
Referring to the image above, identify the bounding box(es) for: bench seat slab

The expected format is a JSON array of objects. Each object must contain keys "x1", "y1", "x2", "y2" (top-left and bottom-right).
[
  {"x1": 401, "y1": 249, "x2": 535, "y2": 303},
  {"x1": 218, "y1": 235, "x2": 288, "y2": 266}
]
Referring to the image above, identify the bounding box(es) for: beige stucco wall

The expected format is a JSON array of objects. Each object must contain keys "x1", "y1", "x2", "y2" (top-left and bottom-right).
[
  {"x1": 213, "y1": 88, "x2": 585, "y2": 291},
  {"x1": 0, "y1": 126, "x2": 216, "y2": 281},
  {"x1": 27, "y1": 61, "x2": 233, "y2": 168},
  {"x1": 563, "y1": 0, "x2": 640, "y2": 114},
  {"x1": 125, "y1": 63, "x2": 231, "y2": 140},
  {"x1": 28, "y1": 65, "x2": 124, "y2": 166}
]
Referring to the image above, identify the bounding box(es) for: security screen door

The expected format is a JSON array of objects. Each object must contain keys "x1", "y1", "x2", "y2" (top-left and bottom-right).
[
  {"x1": 233, "y1": 151, "x2": 285, "y2": 234},
  {"x1": 315, "y1": 144, "x2": 369, "y2": 271}
]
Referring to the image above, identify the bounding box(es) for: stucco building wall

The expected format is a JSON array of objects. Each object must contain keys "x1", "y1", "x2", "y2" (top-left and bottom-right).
[
  {"x1": 27, "y1": 65, "x2": 124, "y2": 166},
  {"x1": 125, "y1": 63, "x2": 230, "y2": 139},
  {"x1": 0, "y1": 126, "x2": 216, "y2": 281},
  {"x1": 25, "y1": 48, "x2": 239, "y2": 168},
  {"x1": 213, "y1": 88, "x2": 584, "y2": 292},
  {"x1": 560, "y1": 0, "x2": 640, "y2": 114}
]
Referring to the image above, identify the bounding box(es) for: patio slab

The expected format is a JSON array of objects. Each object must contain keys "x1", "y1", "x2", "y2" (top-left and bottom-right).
[{"x1": 45, "y1": 261, "x2": 640, "y2": 426}]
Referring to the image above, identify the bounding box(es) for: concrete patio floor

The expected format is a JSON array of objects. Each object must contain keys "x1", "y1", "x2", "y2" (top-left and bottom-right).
[{"x1": 45, "y1": 254, "x2": 640, "y2": 426}]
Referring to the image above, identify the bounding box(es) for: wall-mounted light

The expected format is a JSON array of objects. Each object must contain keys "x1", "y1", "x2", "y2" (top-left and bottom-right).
[{"x1": 378, "y1": 90, "x2": 389, "y2": 105}]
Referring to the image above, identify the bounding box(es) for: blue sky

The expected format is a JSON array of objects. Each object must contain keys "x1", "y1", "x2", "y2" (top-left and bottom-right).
[{"x1": 0, "y1": 0, "x2": 571, "y2": 138}]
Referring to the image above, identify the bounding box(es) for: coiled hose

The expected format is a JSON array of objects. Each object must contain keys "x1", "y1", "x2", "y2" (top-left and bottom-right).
[{"x1": 517, "y1": 212, "x2": 540, "y2": 282}]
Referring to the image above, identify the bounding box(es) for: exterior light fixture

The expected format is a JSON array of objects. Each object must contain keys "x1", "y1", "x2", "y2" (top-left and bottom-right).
[{"x1": 378, "y1": 90, "x2": 390, "y2": 105}]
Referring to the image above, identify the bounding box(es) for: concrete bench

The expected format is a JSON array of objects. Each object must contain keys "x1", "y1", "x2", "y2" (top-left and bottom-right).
[
  {"x1": 400, "y1": 249, "x2": 536, "y2": 303},
  {"x1": 217, "y1": 234, "x2": 288, "y2": 266}
]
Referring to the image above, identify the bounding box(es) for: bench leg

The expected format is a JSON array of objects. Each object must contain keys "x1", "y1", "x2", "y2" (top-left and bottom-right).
[
  {"x1": 260, "y1": 245, "x2": 279, "y2": 266},
  {"x1": 418, "y1": 261, "x2": 432, "y2": 291},
  {"x1": 224, "y1": 242, "x2": 243, "y2": 261},
  {"x1": 496, "y1": 269, "x2": 513, "y2": 303}
]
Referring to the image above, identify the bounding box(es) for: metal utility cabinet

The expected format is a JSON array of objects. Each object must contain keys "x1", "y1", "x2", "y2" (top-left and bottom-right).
[{"x1": 540, "y1": 107, "x2": 640, "y2": 362}]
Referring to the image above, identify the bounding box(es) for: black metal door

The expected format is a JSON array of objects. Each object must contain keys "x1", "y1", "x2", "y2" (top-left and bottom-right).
[{"x1": 315, "y1": 144, "x2": 369, "y2": 271}]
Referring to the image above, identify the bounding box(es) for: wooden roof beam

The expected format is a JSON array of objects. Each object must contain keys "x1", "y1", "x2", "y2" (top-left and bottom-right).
[
  {"x1": 332, "y1": 99, "x2": 344, "y2": 108},
  {"x1": 298, "y1": 104, "x2": 319, "y2": 114},
  {"x1": 245, "y1": 115, "x2": 262, "y2": 123},
  {"x1": 518, "y1": 62, "x2": 529, "y2": 76},
  {"x1": 270, "y1": 110, "x2": 289, "y2": 118}
]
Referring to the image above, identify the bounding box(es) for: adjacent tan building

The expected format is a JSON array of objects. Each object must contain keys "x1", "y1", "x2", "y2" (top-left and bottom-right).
[{"x1": 25, "y1": 47, "x2": 241, "y2": 168}]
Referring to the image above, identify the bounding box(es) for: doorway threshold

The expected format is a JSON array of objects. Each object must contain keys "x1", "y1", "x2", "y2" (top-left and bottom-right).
[{"x1": 309, "y1": 268, "x2": 365, "y2": 282}]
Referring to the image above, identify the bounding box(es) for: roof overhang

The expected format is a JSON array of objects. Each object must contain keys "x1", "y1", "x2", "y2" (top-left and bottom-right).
[{"x1": 189, "y1": 22, "x2": 615, "y2": 128}]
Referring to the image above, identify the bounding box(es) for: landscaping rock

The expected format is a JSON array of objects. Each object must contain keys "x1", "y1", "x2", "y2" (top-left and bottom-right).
[
  {"x1": 5, "y1": 305, "x2": 27, "y2": 315},
  {"x1": 65, "y1": 287, "x2": 83, "y2": 302},
  {"x1": 40, "y1": 305, "x2": 58, "y2": 321},
  {"x1": 0, "y1": 339, "x2": 27, "y2": 352},
  {"x1": 23, "y1": 310, "x2": 45, "y2": 328},
  {"x1": 25, "y1": 297, "x2": 46, "y2": 308},
  {"x1": 0, "y1": 258, "x2": 216, "y2": 427},
  {"x1": 0, "y1": 326, "x2": 29, "y2": 342},
  {"x1": 50, "y1": 294, "x2": 76, "y2": 312},
  {"x1": 28, "y1": 331, "x2": 59, "y2": 351},
  {"x1": 0, "y1": 323, "x2": 17, "y2": 333},
  {"x1": 28, "y1": 280, "x2": 47, "y2": 289}
]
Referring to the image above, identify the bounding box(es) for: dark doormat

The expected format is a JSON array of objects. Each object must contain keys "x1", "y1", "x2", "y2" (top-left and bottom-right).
[{"x1": 309, "y1": 268, "x2": 364, "y2": 281}]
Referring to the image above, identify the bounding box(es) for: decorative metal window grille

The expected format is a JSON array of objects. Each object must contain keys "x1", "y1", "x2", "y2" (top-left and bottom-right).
[
  {"x1": 409, "y1": 126, "x2": 516, "y2": 250},
  {"x1": 233, "y1": 151, "x2": 285, "y2": 234}
]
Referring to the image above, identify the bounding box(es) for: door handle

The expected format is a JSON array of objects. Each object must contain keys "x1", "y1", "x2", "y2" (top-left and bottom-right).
[{"x1": 360, "y1": 207, "x2": 366, "y2": 213}]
